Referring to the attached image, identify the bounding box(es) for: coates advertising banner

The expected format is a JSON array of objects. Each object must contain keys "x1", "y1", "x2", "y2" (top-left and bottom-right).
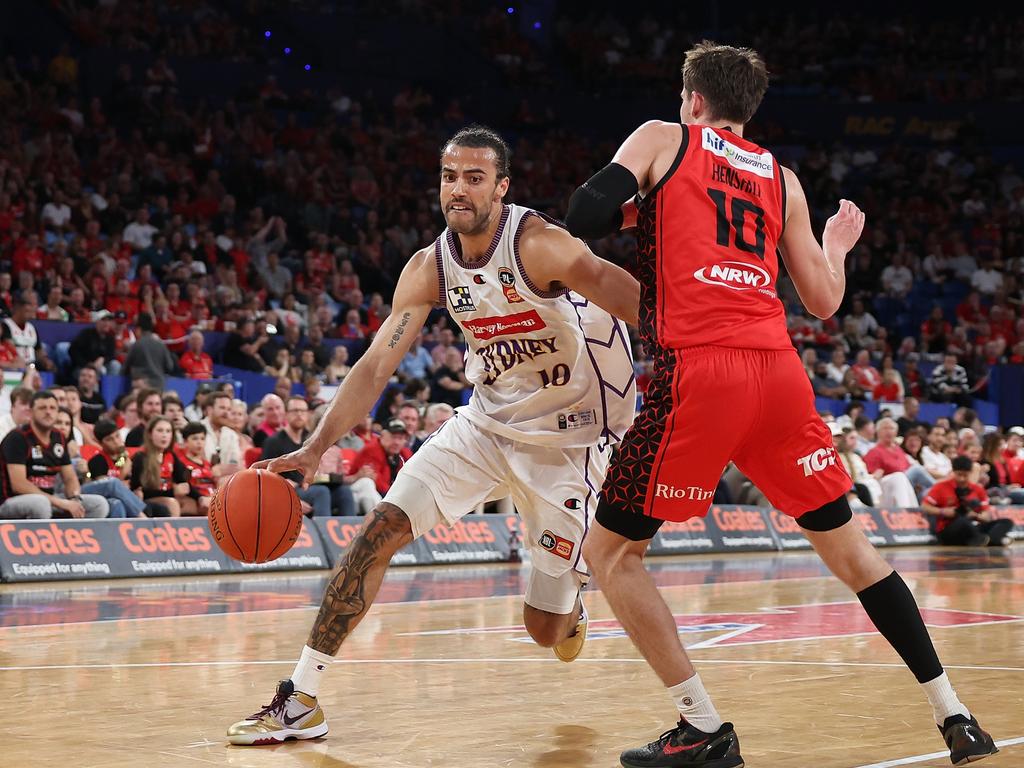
[
  {"x1": 313, "y1": 515, "x2": 516, "y2": 567},
  {"x1": 649, "y1": 506, "x2": 776, "y2": 556},
  {"x1": 0, "y1": 518, "x2": 232, "y2": 582},
  {"x1": 876, "y1": 508, "x2": 936, "y2": 545},
  {"x1": 226, "y1": 517, "x2": 330, "y2": 573}
]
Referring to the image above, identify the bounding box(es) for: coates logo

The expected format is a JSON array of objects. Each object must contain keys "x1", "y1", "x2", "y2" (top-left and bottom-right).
[
  {"x1": 694, "y1": 261, "x2": 772, "y2": 291},
  {"x1": 462, "y1": 309, "x2": 546, "y2": 341},
  {"x1": 538, "y1": 529, "x2": 575, "y2": 560},
  {"x1": 701, "y1": 127, "x2": 776, "y2": 178},
  {"x1": 796, "y1": 447, "x2": 837, "y2": 477}
]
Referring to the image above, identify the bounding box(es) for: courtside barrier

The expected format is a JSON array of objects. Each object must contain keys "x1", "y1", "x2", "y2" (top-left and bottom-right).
[{"x1": 2, "y1": 507, "x2": 1020, "y2": 582}]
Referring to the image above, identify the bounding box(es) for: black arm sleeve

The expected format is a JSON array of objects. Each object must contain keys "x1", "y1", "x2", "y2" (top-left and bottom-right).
[{"x1": 565, "y1": 163, "x2": 640, "y2": 240}]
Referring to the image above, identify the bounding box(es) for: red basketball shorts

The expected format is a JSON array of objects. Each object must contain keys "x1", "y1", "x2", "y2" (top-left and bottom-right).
[{"x1": 602, "y1": 345, "x2": 851, "y2": 522}]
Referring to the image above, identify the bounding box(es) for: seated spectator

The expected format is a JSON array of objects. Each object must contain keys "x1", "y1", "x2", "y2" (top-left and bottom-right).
[
  {"x1": 396, "y1": 402, "x2": 425, "y2": 452},
  {"x1": 850, "y1": 349, "x2": 881, "y2": 393},
  {"x1": 265, "y1": 348, "x2": 293, "y2": 379},
  {"x1": 901, "y1": 429, "x2": 927, "y2": 466},
  {"x1": 881, "y1": 253, "x2": 913, "y2": 297},
  {"x1": 76, "y1": 364, "x2": 107, "y2": 425},
  {"x1": 175, "y1": 421, "x2": 215, "y2": 514},
  {"x1": 350, "y1": 418, "x2": 412, "y2": 501},
  {"x1": 324, "y1": 345, "x2": 351, "y2": 385},
  {"x1": 130, "y1": 416, "x2": 193, "y2": 516},
  {"x1": 896, "y1": 397, "x2": 928, "y2": 436},
  {"x1": 979, "y1": 432, "x2": 1024, "y2": 504},
  {"x1": 125, "y1": 312, "x2": 179, "y2": 389},
  {"x1": 920, "y1": 426, "x2": 953, "y2": 481},
  {"x1": 422, "y1": 402, "x2": 455, "y2": 437},
  {"x1": 223, "y1": 318, "x2": 269, "y2": 372},
  {"x1": 811, "y1": 360, "x2": 846, "y2": 398},
  {"x1": 162, "y1": 394, "x2": 188, "y2": 441},
  {"x1": 4, "y1": 297, "x2": 54, "y2": 371},
  {"x1": 179, "y1": 331, "x2": 214, "y2": 380},
  {"x1": 125, "y1": 389, "x2": 163, "y2": 447},
  {"x1": 0, "y1": 324, "x2": 22, "y2": 371},
  {"x1": 337, "y1": 308, "x2": 368, "y2": 340},
  {"x1": 853, "y1": 415, "x2": 876, "y2": 455},
  {"x1": 0, "y1": 387, "x2": 34, "y2": 438},
  {"x1": 872, "y1": 368, "x2": 904, "y2": 402},
  {"x1": 294, "y1": 348, "x2": 320, "y2": 382},
  {"x1": 55, "y1": 408, "x2": 143, "y2": 518},
  {"x1": 920, "y1": 306, "x2": 952, "y2": 354},
  {"x1": 200, "y1": 391, "x2": 242, "y2": 481},
  {"x1": 303, "y1": 374, "x2": 326, "y2": 410},
  {"x1": 864, "y1": 418, "x2": 935, "y2": 500},
  {"x1": 431, "y1": 347, "x2": 471, "y2": 409},
  {"x1": 0, "y1": 391, "x2": 109, "y2": 519},
  {"x1": 835, "y1": 424, "x2": 917, "y2": 508},
  {"x1": 261, "y1": 396, "x2": 354, "y2": 517},
  {"x1": 921, "y1": 456, "x2": 1013, "y2": 547},
  {"x1": 825, "y1": 347, "x2": 849, "y2": 384},
  {"x1": 929, "y1": 353, "x2": 972, "y2": 406},
  {"x1": 87, "y1": 420, "x2": 134, "y2": 486},
  {"x1": 63, "y1": 386, "x2": 96, "y2": 447},
  {"x1": 230, "y1": 398, "x2": 254, "y2": 454},
  {"x1": 253, "y1": 393, "x2": 285, "y2": 448},
  {"x1": 430, "y1": 328, "x2": 458, "y2": 369},
  {"x1": 398, "y1": 331, "x2": 435, "y2": 381}
]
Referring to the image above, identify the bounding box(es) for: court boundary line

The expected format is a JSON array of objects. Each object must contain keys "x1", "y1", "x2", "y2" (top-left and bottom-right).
[
  {"x1": 853, "y1": 735, "x2": 1024, "y2": 767},
  {"x1": 2, "y1": 658, "x2": 1022, "y2": 672}
]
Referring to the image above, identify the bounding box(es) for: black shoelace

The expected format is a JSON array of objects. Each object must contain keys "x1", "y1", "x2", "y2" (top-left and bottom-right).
[{"x1": 249, "y1": 680, "x2": 294, "y2": 719}]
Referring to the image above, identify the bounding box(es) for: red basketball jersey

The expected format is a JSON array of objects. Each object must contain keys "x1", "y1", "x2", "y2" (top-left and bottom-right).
[{"x1": 635, "y1": 124, "x2": 790, "y2": 351}]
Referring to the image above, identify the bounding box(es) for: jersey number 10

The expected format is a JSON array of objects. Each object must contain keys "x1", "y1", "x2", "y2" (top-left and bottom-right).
[
  {"x1": 707, "y1": 188, "x2": 767, "y2": 260},
  {"x1": 539, "y1": 363, "x2": 571, "y2": 388}
]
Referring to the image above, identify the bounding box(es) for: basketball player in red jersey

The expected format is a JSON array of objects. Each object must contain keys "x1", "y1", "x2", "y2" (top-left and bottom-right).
[{"x1": 565, "y1": 41, "x2": 997, "y2": 768}]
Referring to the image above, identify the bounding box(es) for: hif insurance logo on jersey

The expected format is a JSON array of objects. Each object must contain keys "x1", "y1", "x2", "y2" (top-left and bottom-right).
[{"x1": 701, "y1": 128, "x2": 775, "y2": 178}]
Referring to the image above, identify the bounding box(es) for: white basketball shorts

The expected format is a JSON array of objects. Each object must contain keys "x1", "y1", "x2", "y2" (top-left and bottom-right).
[{"x1": 384, "y1": 413, "x2": 610, "y2": 614}]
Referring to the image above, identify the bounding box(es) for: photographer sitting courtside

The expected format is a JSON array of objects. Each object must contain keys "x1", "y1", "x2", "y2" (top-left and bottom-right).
[{"x1": 921, "y1": 455, "x2": 1013, "y2": 547}]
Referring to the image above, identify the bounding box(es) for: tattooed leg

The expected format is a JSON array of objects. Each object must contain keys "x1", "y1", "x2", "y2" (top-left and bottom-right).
[{"x1": 307, "y1": 502, "x2": 414, "y2": 655}]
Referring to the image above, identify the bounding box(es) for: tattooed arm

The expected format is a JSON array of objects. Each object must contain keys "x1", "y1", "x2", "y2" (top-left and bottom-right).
[{"x1": 254, "y1": 247, "x2": 439, "y2": 483}]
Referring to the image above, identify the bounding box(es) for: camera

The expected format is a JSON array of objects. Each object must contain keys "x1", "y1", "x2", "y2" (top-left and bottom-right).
[{"x1": 953, "y1": 486, "x2": 980, "y2": 515}]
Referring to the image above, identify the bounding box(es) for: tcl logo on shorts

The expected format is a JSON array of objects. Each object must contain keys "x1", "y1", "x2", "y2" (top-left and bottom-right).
[
  {"x1": 693, "y1": 261, "x2": 771, "y2": 291},
  {"x1": 796, "y1": 447, "x2": 837, "y2": 477}
]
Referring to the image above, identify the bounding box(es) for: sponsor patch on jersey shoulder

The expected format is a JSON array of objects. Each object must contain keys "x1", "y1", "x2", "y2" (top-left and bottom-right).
[
  {"x1": 448, "y1": 285, "x2": 476, "y2": 313},
  {"x1": 461, "y1": 309, "x2": 546, "y2": 340},
  {"x1": 497, "y1": 267, "x2": 523, "y2": 303},
  {"x1": 538, "y1": 530, "x2": 575, "y2": 560},
  {"x1": 701, "y1": 127, "x2": 775, "y2": 179}
]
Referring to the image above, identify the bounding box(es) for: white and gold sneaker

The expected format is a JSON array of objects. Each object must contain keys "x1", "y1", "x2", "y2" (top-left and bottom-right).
[
  {"x1": 553, "y1": 595, "x2": 588, "y2": 663},
  {"x1": 227, "y1": 679, "x2": 328, "y2": 745}
]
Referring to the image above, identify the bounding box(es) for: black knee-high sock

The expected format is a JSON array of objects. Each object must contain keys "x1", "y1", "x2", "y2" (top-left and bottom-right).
[{"x1": 856, "y1": 571, "x2": 943, "y2": 683}]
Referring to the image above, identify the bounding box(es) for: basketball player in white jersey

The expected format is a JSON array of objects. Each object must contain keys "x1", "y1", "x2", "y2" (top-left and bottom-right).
[{"x1": 227, "y1": 125, "x2": 638, "y2": 745}]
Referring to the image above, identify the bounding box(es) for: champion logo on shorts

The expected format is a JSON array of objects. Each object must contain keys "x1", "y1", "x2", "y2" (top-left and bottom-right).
[
  {"x1": 563, "y1": 498, "x2": 581, "y2": 510},
  {"x1": 538, "y1": 530, "x2": 575, "y2": 560}
]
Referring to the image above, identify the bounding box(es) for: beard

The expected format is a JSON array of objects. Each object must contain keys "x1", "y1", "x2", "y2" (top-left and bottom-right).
[{"x1": 444, "y1": 202, "x2": 495, "y2": 235}]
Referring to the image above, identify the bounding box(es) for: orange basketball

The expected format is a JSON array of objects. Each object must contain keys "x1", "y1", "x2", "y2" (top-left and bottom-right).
[{"x1": 208, "y1": 469, "x2": 303, "y2": 563}]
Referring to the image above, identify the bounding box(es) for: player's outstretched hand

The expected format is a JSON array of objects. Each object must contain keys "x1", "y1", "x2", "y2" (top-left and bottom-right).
[
  {"x1": 251, "y1": 447, "x2": 321, "y2": 488},
  {"x1": 823, "y1": 198, "x2": 865, "y2": 255}
]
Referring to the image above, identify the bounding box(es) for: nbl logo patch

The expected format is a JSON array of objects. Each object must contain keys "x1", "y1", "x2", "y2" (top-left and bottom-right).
[
  {"x1": 447, "y1": 285, "x2": 477, "y2": 313},
  {"x1": 497, "y1": 267, "x2": 523, "y2": 303},
  {"x1": 538, "y1": 530, "x2": 575, "y2": 560}
]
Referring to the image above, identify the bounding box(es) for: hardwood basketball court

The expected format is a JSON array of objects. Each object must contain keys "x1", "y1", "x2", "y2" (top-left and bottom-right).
[{"x1": 2, "y1": 547, "x2": 1022, "y2": 767}]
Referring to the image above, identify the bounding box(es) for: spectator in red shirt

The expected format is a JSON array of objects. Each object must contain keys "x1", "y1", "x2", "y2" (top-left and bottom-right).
[
  {"x1": 955, "y1": 290, "x2": 987, "y2": 328},
  {"x1": 850, "y1": 349, "x2": 882, "y2": 392},
  {"x1": 105, "y1": 278, "x2": 140, "y2": 323},
  {"x1": 920, "y1": 306, "x2": 952, "y2": 354},
  {"x1": 253, "y1": 393, "x2": 285, "y2": 449},
  {"x1": 921, "y1": 456, "x2": 1012, "y2": 546},
  {"x1": 864, "y1": 418, "x2": 935, "y2": 500},
  {"x1": 872, "y1": 368, "x2": 904, "y2": 402},
  {"x1": 337, "y1": 308, "x2": 368, "y2": 340},
  {"x1": 179, "y1": 331, "x2": 214, "y2": 379},
  {"x1": 349, "y1": 419, "x2": 412, "y2": 495},
  {"x1": 175, "y1": 421, "x2": 215, "y2": 512}
]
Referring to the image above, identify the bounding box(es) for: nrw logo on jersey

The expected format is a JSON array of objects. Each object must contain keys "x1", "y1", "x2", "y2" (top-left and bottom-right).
[
  {"x1": 701, "y1": 127, "x2": 775, "y2": 178},
  {"x1": 461, "y1": 309, "x2": 546, "y2": 340},
  {"x1": 694, "y1": 261, "x2": 772, "y2": 291}
]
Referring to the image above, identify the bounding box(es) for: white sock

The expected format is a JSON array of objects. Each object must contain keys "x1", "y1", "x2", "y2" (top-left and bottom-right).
[
  {"x1": 668, "y1": 673, "x2": 723, "y2": 733},
  {"x1": 922, "y1": 672, "x2": 970, "y2": 725},
  {"x1": 290, "y1": 645, "x2": 333, "y2": 697}
]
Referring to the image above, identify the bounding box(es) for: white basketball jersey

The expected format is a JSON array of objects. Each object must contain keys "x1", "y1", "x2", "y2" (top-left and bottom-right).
[
  {"x1": 4, "y1": 319, "x2": 37, "y2": 364},
  {"x1": 436, "y1": 204, "x2": 636, "y2": 448}
]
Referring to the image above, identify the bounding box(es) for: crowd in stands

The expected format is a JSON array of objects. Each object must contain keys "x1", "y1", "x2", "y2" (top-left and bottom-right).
[{"x1": 0, "y1": 3, "x2": 1021, "y2": 532}]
